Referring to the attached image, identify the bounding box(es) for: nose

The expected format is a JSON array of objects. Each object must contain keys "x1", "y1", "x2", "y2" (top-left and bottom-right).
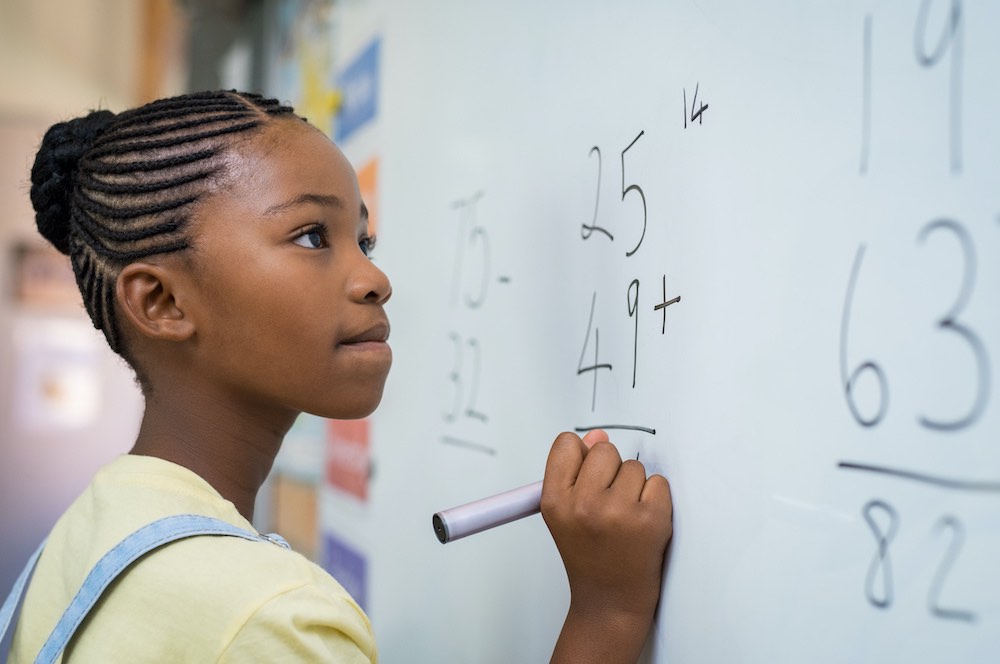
[{"x1": 348, "y1": 253, "x2": 392, "y2": 305}]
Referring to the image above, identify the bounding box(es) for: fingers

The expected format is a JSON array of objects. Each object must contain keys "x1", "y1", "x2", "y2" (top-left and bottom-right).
[
  {"x1": 544, "y1": 431, "x2": 670, "y2": 510},
  {"x1": 610, "y1": 459, "x2": 647, "y2": 502},
  {"x1": 640, "y1": 472, "x2": 672, "y2": 509},
  {"x1": 575, "y1": 441, "x2": 623, "y2": 492},
  {"x1": 575, "y1": 443, "x2": 655, "y2": 505},
  {"x1": 581, "y1": 428, "x2": 609, "y2": 449},
  {"x1": 543, "y1": 432, "x2": 589, "y2": 492}
]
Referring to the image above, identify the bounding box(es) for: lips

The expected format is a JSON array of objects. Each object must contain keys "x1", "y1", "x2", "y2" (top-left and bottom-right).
[{"x1": 340, "y1": 321, "x2": 390, "y2": 346}]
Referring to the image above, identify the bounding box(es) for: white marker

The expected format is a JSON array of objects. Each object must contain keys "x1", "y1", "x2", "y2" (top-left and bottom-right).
[{"x1": 432, "y1": 480, "x2": 543, "y2": 543}]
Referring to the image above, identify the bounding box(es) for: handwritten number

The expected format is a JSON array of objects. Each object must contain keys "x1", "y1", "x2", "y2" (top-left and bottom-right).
[
  {"x1": 464, "y1": 226, "x2": 490, "y2": 309},
  {"x1": 863, "y1": 500, "x2": 899, "y2": 609},
  {"x1": 914, "y1": 0, "x2": 960, "y2": 66},
  {"x1": 914, "y1": 0, "x2": 963, "y2": 173},
  {"x1": 683, "y1": 83, "x2": 708, "y2": 128},
  {"x1": 917, "y1": 220, "x2": 988, "y2": 430},
  {"x1": 840, "y1": 245, "x2": 890, "y2": 426},
  {"x1": 621, "y1": 131, "x2": 647, "y2": 257},
  {"x1": 444, "y1": 332, "x2": 463, "y2": 422},
  {"x1": 928, "y1": 515, "x2": 976, "y2": 623},
  {"x1": 864, "y1": 3, "x2": 963, "y2": 172},
  {"x1": 861, "y1": 504, "x2": 977, "y2": 621},
  {"x1": 582, "y1": 133, "x2": 646, "y2": 254},
  {"x1": 627, "y1": 279, "x2": 640, "y2": 388},
  {"x1": 578, "y1": 292, "x2": 613, "y2": 412},
  {"x1": 444, "y1": 334, "x2": 488, "y2": 424},
  {"x1": 464, "y1": 338, "x2": 488, "y2": 422},
  {"x1": 582, "y1": 146, "x2": 613, "y2": 241},
  {"x1": 843, "y1": 223, "x2": 990, "y2": 429},
  {"x1": 450, "y1": 192, "x2": 489, "y2": 308}
]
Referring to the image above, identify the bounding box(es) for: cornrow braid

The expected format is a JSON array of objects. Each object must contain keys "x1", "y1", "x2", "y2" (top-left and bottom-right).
[{"x1": 30, "y1": 90, "x2": 299, "y2": 363}]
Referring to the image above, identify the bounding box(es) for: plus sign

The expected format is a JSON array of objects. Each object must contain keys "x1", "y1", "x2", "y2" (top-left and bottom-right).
[{"x1": 653, "y1": 274, "x2": 681, "y2": 334}]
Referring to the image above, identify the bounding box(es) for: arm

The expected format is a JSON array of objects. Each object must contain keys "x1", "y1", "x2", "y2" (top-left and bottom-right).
[{"x1": 541, "y1": 431, "x2": 673, "y2": 664}]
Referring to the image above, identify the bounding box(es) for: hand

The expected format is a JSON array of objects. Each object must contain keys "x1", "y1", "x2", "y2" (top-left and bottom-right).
[{"x1": 541, "y1": 430, "x2": 673, "y2": 664}]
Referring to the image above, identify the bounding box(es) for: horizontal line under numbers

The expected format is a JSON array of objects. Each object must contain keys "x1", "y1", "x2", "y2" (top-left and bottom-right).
[
  {"x1": 838, "y1": 461, "x2": 1000, "y2": 493},
  {"x1": 574, "y1": 424, "x2": 656, "y2": 435}
]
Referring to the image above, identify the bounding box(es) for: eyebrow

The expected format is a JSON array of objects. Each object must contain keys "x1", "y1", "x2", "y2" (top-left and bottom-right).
[{"x1": 263, "y1": 192, "x2": 369, "y2": 222}]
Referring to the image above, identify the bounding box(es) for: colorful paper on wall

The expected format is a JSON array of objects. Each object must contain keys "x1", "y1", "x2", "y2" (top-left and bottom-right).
[
  {"x1": 271, "y1": 473, "x2": 319, "y2": 559},
  {"x1": 322, "y1": 531, "x2": 368, "y2": 611},
  {"x1": 336, "y1": 37, "x2": 380, "y2": 142},
  {"x1": 356, "y1": 157, "x2": 379, "y2": 234},
  {"x1": 270, "y1": 0, "x2": 338, "y2": 136},
  {"x1": 11, "y1": 318, "x2": 101, "y2": 433},
  {"x1": 325, "y1": 418, "x2": 370, "y2": 501}
]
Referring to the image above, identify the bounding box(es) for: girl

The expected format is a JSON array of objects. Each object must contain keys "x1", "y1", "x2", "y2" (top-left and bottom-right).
[{"x1": 2, "y1": 90, "x2": 672, "y2": 663}]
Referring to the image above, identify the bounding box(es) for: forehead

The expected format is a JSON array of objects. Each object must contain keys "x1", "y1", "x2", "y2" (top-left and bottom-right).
[{"x1": 223, "y1": 119, "x2": 361, "y2": 212}]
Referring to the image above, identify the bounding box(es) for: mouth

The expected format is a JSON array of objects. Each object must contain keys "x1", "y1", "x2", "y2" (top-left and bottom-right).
[{"x1": 339, "y1": 321, "x2": 391, "y2": 347}]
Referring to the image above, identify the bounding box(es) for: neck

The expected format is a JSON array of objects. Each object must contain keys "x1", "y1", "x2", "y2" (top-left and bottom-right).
[{"x1": 130, "y1": 378, "x2": 298, "y2": 522}]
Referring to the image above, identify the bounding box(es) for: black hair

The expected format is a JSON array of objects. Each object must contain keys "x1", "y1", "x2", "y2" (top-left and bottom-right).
[{"x1": 29, "y1": 90, "x2": 297, "y2": 377}]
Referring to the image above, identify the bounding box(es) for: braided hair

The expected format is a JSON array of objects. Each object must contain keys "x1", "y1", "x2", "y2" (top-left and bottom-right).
[{"x1": 29, "y1": 90, "x2": 297, "y2": 368}]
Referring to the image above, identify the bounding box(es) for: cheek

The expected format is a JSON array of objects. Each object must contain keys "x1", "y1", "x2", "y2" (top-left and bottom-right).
[
  {"x1": 192, "y1": 244, "x2": 328, "y2": 348},
  {"x1": 208, "y1": 275, "x2": 335, "y2": 353}
]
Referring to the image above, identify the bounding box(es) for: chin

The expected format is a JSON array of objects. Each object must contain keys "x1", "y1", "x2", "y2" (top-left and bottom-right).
[{"x1": 309, "y1": 385, "x2": 386, "y2": 420}]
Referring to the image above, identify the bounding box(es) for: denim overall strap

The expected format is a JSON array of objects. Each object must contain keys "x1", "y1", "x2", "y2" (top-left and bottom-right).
[
  {"x1": 0, "y1": 539, "x2": 47, "y2": 659},
  {"x1": 26, "y1": 514, "x2": 287, "y2": 664}
]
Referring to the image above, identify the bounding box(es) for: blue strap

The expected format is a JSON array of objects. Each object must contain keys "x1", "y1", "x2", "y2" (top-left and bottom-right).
[{"x1": 1, "y1": 514, "x2": 288, "y2": 664}]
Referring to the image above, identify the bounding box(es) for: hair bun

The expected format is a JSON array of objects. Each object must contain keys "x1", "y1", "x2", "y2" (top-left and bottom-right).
[{"x1": 30, "y1": 109, "x2": 116, "y2": 255}]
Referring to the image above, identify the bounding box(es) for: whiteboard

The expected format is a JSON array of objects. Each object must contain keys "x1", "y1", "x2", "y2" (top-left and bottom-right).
[{"x1": 317, "y1": 2, "x2": 1000, "y2": 661}]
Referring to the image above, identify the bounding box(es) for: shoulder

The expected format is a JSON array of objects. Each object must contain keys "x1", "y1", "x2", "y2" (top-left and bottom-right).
[
  {"x1": 24, "y1": 455, "x2": 375, "y2": 661},
  {"x1": 160, "y1": 535, "x2": 377, "y2": 661},
  {"x1": 216, "y1": 572, "x2": 378, "y2": 663},
  {"x1": 72, "y1": 532, "x2": 376, "y2": 662},
  {"x1": 150, "y1": 531, "x2": 356, "y2": 610}
]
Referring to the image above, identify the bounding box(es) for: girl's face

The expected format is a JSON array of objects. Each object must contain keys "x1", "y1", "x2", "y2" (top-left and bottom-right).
[{"x1": 180, "y1": 119, "x2": 392, "y2": 419}]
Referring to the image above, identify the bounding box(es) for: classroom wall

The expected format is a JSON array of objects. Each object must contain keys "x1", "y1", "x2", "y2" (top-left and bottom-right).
[
  {"x1": 0, "y1": 0, "x2": 296, "y2": 593},
  {"x1": 0, "y1": 0, "x2": 183, "y2": 594}
]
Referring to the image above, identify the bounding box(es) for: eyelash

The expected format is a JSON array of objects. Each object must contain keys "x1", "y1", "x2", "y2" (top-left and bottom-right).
[
  {"x1": 293, "y1": 223, "x2": 377, "y2": 257},
  {"x1": 360, "y1": 234, "x2": 377, "y2": 257},
  {"x1": 292, "y1": 223, "x2": 329, "y2": 249}
]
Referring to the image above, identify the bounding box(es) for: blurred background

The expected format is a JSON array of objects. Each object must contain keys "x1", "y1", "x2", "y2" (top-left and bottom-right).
[{"x1": 0, "y1": 0, "x2": 346, "y2": 597}]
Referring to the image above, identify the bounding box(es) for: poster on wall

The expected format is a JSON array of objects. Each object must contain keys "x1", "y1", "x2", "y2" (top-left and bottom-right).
[
  {"x1": 325, "y1": 418, "x2": 371, "y2": 502},
  {"x1": 271, "y1": 473, "x2": 319, "y2": 559},
  {"x1": 335, "y1": 36, "x2": 380, "y2": 143},
  {"x1": 356, "y1": 157, "x2": 379, "y2": 233},
  {"x1": 322, "y1": 531, "x2": 368, "y2": 611},
  {"x1": 10, "y1": 317, "x2": 101, "y2": 434},
  {"x1": 269, "y1": 0, "x2": 339, "y2": 136}
]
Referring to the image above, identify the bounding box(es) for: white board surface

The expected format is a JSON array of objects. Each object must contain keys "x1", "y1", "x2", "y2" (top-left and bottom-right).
[{"x1": 324, "y1": 2, "x2": 1000, "y2": 661}]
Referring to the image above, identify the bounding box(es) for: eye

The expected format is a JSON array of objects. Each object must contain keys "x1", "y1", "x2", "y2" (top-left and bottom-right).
[
  {"x1": 293, "y1": 224, "x2": 328, "y2": 249},
  {"x1": 359, "y1": 234, "x2": 377, "y2": 257}
]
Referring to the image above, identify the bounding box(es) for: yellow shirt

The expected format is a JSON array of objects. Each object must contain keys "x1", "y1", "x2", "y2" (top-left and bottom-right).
[{"x1": 9, "y1": 455, "x2": 377, "y2": 663}]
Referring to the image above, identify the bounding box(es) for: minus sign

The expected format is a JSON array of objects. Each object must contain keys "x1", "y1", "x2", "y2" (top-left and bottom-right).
[
  {"x1": 442, "y1": 435, "x2": 498, "y2": 456},
  {"x1": 498, "y1": 276, "x2": 511, "y2": 284}
]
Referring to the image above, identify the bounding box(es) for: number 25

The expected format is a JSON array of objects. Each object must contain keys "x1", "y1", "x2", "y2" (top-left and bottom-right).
[{"x1": 582, "y1": 131, "x2": 648, "y2": 257}]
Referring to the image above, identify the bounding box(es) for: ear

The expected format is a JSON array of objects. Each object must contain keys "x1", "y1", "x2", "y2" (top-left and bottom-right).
[{"x1": 116, "y1": 262, "x2": 196, "y2": 343}]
